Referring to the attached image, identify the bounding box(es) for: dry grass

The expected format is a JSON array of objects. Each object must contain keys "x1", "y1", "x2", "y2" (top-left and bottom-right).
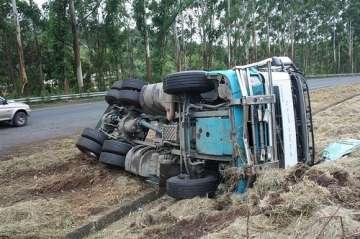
[
  {"x1": 89, "y1": 85, "x2": 360, "y2": 239},
  {"x1": 0, "y1": 199, "x2": 75, "y2": 238},
  {"x1": 310, "y1": 83, "x2": 360, "y2": 113},
  {"x1": 1, "y1": 84, "x2": 360, "y2": 238},
  {"x1": 314, "y1": 97, "x2": 360, "y2": 152},
  {"x1": 0, "y1": 137, "x2": 151, "y2": 239}
]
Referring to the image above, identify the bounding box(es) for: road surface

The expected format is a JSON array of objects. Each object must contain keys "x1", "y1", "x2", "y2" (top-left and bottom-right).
[
  {"x1": 1, "y1": 76, "x2": 359, "y2": 152},
  {"x1": 0, "y1": 101, "x2": 106, "y2": 152},
  {"x1": 306, "y1": 75, "x2": 360, "y2": 90}
]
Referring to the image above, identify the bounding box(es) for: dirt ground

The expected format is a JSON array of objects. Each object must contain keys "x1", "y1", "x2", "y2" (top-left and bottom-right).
[
  {"x1": 0, "y1": 137, "x2": 152, "y2": 238},
  {"x1": 310, "y1": 83, "x2": 360, "y2": 113},
  {"x1": 88, "y1": 85, "x2": 360, "y2": 239},
  {"x1": 0, "y1": 84, "x2": 359, "y2": 239}
]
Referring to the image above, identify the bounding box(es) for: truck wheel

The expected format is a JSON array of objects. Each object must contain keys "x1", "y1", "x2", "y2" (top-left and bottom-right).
[
  {"x1": 102, "y1": 140, "x2": 132, "y2": 155},
  {"x1": 76, "y1": 136, "x2": 102, "y2": 157},
  {"x1": 166, "y1": 174, "x2": 219, "y2": 199},
  {"x1": 99, "y1": 152, "x2": 126, "y2": 168},
  {"x1": 111, "y1": 79, "x2": 145, "y2": 91},
  {"x1": 105, "y1": 89, "x2": 140, "y2": 107},
  {"x1": 163, "y1": 71, "x2": 214, "y2": 95},
  {"x1": 81, "y1": 128, "x2": 107, "y2": 145},
  {"x1": 13, "y1": 111, "x2": 27, "y2": 127},
  {"x1": 105, "y1": 89, "x2": 120, "y2": 105}
]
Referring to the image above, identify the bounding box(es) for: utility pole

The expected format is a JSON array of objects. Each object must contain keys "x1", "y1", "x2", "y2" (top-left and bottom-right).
[
  {"x1": 11, "y1": 0, "x2": 28, "y2": 94},
  {"x1": 69, "y1": 0, "x2": 84, "y2": 93}
]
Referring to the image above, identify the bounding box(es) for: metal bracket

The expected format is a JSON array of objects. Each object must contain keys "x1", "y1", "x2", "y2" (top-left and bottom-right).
[{"x1": 230, "y1": 95, "x2": 275, "y2": 106}]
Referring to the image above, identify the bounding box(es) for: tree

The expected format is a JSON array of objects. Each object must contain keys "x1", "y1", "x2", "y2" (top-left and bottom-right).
[
  {"x1": 11, "y1": 0, "x2": 28, "y2": 94},
  {"x1": 69, "y1": 0, "x2": 84, "y2": 92},
  {"x1": 1, "y1": 0, "x2": 360, "y2": 97},
  {"x1": 134, "y1": 0, "x2": 152, "y2": 81}
]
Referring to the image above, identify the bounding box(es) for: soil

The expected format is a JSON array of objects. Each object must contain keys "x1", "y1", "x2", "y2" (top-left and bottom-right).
[
  {"x1": 0, "y1": 137, "x2": 151, "y2": 238},
  {"x1": 88, "y1": 85, "x2": 360, "y2": 239},
  {"x1": 310, "y1": 83, "x2": 360, "y2": 114},
  {"x1": 1, "y1": 84, "x2": 360, "y2": 239}
]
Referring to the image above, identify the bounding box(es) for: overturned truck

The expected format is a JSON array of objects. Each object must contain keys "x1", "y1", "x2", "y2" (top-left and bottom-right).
[{"x1": 76, "y1": 57, "x2": 315, "y2": 199}]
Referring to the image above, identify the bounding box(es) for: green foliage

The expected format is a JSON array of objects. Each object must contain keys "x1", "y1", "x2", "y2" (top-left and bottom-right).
[{"x1": 0, "y1": 0, "x2": 359, "y2": 97}]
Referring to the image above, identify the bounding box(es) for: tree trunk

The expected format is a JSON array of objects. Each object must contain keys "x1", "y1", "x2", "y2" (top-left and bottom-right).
[
  {"x1": 333, "y1": 22, "x2": 336, "y2": 70},
  {"x1": 337, "y1": 39, "x2": 341, "y2": 73},
  {"x1": 180, "y1": 4, "x2": 185, "y2": 69},
  {"x1": 348, "y1": 22, "x2": 353, "y2": 73},
  {"x1": 290, "y1": 17, "x2": 295, "y2": 60},
  {"x1": 144, "y1": 27, "x2": 152, "y2": 81},
  {"x1": 127, "y1": 28, "x2": 135, "y2": 78},
  {"x1": 116, "y1": 64, "x2": 122, "y2": 81},
  {"x1": 267, "y1": 16, "x2": 271, "y2": 57},
  {"x1": 29, "y1": 0, "x2": 44, "y2": 95},
  {"x1": 11, "y1": 0, "x2": 28, "y2": 94},
  {"x1": 201, "y1": 28, "x2": 207, "y2": 69},
  {"x1": 158, "y1": 33, "x2": 166, "y2": 78},
  {"x1": 63, "y1": 54, "x2": 69, "y2": 94},
  {"x1": 69, "y1": 0, "x2": 84, "y2": 93},
  {"x1": 252, "y1": 21, "x2": 257, "y2": 61},
  {"x1": 173, "y1": 22, "x2": 181, "y2": 71}
]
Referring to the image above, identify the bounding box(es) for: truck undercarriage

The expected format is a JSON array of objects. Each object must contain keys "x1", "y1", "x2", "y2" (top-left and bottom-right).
[{"x1": 76, "y1": 57, "x2": 315, "y2": 199}]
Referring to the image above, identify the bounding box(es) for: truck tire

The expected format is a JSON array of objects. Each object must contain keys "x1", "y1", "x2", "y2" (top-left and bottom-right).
[
  {"x1": 81, "y1": 128, "x2": 107, "y2": 145},
  {"x1": 105, "y1": 89, "x2": 140, "y2": 107},
  {"x1": 13, "y1": 111, "x2": 28, "y2": 127},
  {"x1": 76, "y1": 136, "x2": 102, "y2": 156},
  {"x1": 105, "y1": 89, "x2": 120, "y2": 105},
  {"x1": 111, "y1": 79, "x2": 145, "y2": 91},
  {"x1": 163, "y1": 71, "x2": 214, "y2": 94},
  {"x1": 102, "y1": 140, "x2": 132, "y2": 155},
  {"x1": 166, "y1": 174, "x2": 219, "y2": 199},
  {"x1": 99, "y1": 152, "x2": 126, "y2": 168}
]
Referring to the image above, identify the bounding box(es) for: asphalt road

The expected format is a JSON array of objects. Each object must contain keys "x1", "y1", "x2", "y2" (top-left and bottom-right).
[
  {"x1": 306, "y1": 75, "x2": 360, "y2": 90},
  {"x1": 0, "y1": 76, "x2": 359, "y2": 152},
  {"x1": 0, "y1": 101, "x2": 107, "y2": 152}
]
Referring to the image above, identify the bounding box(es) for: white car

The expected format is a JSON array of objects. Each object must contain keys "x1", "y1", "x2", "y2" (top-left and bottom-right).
[{"x1": 0, "y1": 96, "x2": 31, "y2": 126}]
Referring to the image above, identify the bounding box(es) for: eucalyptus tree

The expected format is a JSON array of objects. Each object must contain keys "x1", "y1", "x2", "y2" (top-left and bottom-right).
[{"x1": 11, "y1": 0, "x2": 28, "y2": 93}]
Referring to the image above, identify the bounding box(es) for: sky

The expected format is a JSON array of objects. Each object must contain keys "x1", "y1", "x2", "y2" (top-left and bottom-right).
[{"x1": 34, "y1": 0, "x2": 46, "y2": 8}]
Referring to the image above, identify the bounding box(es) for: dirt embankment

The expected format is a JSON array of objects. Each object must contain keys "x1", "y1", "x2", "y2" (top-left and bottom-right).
[
  {"x1": 0, "y1": 84, "x2": 359, "y2": 239},
  {"x1": 310, "y1": 83, "x2": 360, "y2": 114},
  {"x1": 89, "y1": 86, "x2": 360, "y2": 239},
  {"x1": 0, "y1": 137, "x2": 151, "y2": 238}
]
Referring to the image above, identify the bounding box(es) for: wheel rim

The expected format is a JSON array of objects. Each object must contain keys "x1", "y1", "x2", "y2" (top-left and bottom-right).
[{"x1": 17, "y1": 114, "x2": 26, "y2": 125}]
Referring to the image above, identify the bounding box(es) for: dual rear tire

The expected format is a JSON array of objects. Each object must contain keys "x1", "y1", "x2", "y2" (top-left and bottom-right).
[
  {"x1": 76, "y1": 128, "x2": 133, "y2": 169},
  {"x1": 105, "y1": 79, "x2": 145, "y2": 107},
  {"x1": 99, "y1": 140, "x2": 132, "y2": 168},
  {"x1": 76, "y1": 128, "x2": 107, "y2": 157}
]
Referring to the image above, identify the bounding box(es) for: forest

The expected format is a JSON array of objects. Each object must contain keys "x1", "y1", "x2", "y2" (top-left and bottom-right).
[{"x1": 0, "y1": 0, "x2": 359, "y2": 96}]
